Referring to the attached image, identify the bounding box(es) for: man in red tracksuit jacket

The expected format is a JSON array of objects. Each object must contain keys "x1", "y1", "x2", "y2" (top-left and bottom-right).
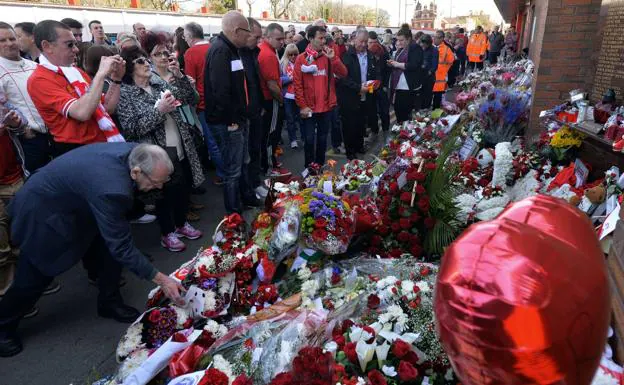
[{"x1": 293, "y1": 26, "x2": 347, "y2": 169}]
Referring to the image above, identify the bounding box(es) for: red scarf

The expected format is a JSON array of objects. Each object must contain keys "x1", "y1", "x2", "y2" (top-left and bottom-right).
[{"x1": 305, "y1": 45, "x2": 321, "y2": 64}]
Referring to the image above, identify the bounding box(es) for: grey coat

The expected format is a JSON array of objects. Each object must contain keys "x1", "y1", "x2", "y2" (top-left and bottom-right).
[{"x1": 117, "y1": 75, "x2": 205, "y2": 187}]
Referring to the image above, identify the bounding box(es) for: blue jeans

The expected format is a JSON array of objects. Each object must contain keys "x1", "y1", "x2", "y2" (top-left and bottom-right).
[
  {"x1": 208, "y1": 122, "x2": 252, "y2": 214},
  {"x1": 198, "y1": 110, "x2": 224, "y2": 178},
  {"x1": 301, "y1": 111, "x2": 331, "y2": 168},
  {"x1": 284, "y1": 98, "x2": 300, "y2": 143},
  {"x1": 330, "y1": 107, "x2": 342, "y2": 149}
]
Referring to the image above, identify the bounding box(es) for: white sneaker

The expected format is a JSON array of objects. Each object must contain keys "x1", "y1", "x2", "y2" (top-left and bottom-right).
[
  {"x1": 131, "y1": 213, "x2": 156, "y2": 224},
  {"x1": 255, "y1": 185, "x2": 269, "y2": 199},
  {"x1": 290, "y1": 140, "x2": 299, "y2": 149}
]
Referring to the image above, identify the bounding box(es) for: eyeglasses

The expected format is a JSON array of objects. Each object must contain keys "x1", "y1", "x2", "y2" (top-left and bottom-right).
[
  {"x1": 142, "y1": 170, "x2": 170, "y2": 185},
  {"x1": 153, "y1": 51, "x2": 171, "y2": 58},
  {"x1": 133, "y1": 57, "x2": 149, "y2": 65}
]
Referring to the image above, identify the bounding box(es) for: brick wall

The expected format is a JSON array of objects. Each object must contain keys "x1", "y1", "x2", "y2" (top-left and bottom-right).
[
  {"x1": 591, "y1": 0, "x2": 624, "y2": 103},
  {"x1": 528, "y1": 0, "x2": 602, "y2": 137}
]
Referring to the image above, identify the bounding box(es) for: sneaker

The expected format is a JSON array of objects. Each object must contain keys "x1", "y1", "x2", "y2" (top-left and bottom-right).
[
  {"x1": 213, "y1": 177, "x2": 225, "y2": 186},
  {"x1": 268, "y1": 167, "x2": 292, "y2": 178},
  {"x1": 290, "y1": 140, "x2": 299, "y2": 149},
  {"x1": 23, "y1": 307, "x2": 38, "y2": 319},
  {"x1": 42, "y1": 280, "x2": 61, "y2": 296},
  {"x1": 255, "y1": 185, "x2": 269, "y2": 199},
  {"x1": 186, "y1": 211, "x2": 201, "y2": 222},
  {"x1": 130, "y1": 213, "x2": 156, "y2": 224},
  {"x1": 161, "y1": 233, "x2": 186, "y2": 252},
  {"x1": 175, "y1": 222, "x2": 203, "y2": 240}
]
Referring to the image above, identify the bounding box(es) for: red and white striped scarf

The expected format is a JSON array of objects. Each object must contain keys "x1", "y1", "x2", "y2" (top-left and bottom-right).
[{"x1": 39, "y1": 55, "x2": 125, "y2": 143}]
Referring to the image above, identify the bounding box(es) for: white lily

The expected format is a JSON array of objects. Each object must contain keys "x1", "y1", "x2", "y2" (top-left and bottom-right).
[
  {"x1": 375, "y1": 342, "x2": 390, "y2": 368},
  {"x1": 355, "y1": 340, "x2": 375, "y2": 372},
  {"x1": 349, "y1": 326, "x2": 372, "y2": 344}
]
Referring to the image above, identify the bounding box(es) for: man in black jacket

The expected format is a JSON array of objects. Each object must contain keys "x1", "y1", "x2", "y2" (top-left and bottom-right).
[
  {"x1": 337, "y1": 30, "x2": 380, "y2": 160},
  {"x1": 296, "y1": 25, "x2": 311, "y2": 53},
  {"x1": 204, "y1": 11, "x2": 258, "y2": 214},
  {"x1": 368, "y1": 31, "x2": 391, "y2": 135},
  {"x1": 239, "y1": 17, "x2": 267, "y2": 200}
]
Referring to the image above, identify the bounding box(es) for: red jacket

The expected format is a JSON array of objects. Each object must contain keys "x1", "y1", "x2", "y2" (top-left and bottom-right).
[
  {"x1": 293, "y1": 52, "x2": 347, "y2": 113},
  {"x1": 329, "y1": 41, "x2": 347, "y2": 61},
  {"x1": 184, "y1": 42, "x2": 211, "y2": 110}
]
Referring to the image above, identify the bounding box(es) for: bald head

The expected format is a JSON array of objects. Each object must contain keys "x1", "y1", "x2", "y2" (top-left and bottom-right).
[
  {"x1": 222, "y1": 10, "x2": 250, "y2": 48},
  {"x1": 313, "y1": 18, "x2": 327, "y2": 28}
]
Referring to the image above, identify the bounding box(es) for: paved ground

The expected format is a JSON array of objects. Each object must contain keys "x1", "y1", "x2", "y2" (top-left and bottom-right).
[{"x1": 0, "y1": 125, "x2": 391, "y2": 385}]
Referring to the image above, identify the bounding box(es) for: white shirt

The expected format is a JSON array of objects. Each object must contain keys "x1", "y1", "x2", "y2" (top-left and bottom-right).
[{"x1": 0, "y1": 56, "x2": 47, "y2": 133}]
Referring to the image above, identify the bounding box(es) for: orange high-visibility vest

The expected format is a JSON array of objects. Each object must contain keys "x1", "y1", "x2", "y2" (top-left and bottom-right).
[
  {"x1": 467, "y1": 33, "x2": 489, "y2": 63},
  {"x1": 433, "y1": 44, "x2": 455, "y2": 93}
]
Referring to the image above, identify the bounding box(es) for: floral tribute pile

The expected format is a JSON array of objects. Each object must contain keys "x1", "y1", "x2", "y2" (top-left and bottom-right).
[{"x1": 96, "y1": 58, "x2": 624, "y2": 385}]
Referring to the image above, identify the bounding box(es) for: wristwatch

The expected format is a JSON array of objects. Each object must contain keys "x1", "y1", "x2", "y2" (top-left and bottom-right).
[{"x1": 109, "y1": 78, "x2": 122, "y2": 85}]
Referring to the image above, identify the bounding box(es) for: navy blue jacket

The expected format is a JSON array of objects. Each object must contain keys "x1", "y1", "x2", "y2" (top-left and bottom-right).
[
  {"x1": 9, "y1": 142, "x2": 157, "y2": 280},
  {"x1": 422, "y1": 46, "x2": 439, "y2": 76}
]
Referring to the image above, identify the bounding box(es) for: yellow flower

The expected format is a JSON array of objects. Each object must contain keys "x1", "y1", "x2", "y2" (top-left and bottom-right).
[
  {"x1": 550, "y1": 126, "x2": 584, "y2": 149},
  {"x1": 300, "y1": 203, "x2": 310, "y2": 214}
]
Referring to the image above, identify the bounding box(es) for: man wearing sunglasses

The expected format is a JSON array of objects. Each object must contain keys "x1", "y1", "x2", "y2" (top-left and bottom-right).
[
  {"x1": 204, "y1": 11, "x2": 261, "y2": 214},
  {"x1": 27, "y1": 20, "x2": 125, "y2": 158}
]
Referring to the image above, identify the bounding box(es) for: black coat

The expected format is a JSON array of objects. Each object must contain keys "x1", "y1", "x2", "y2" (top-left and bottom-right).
[
  {"x1": 9, "y1": 143, "x2": 157, "y2": 280},
  {"x1": 404, "y1": 42, "x2": 424, "y2": 91},
  {"x1": 239, "y1": 46, "x2": 263, "y2": 118},
  {"x1": 204, "y1": 32, "x2": 247, "y2": 126},
  {"x1": 337, "y1": 47, "x2": 381, "y2": 111}
]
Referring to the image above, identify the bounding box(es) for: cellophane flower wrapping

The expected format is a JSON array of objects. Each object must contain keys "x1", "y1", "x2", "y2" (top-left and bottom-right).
[{"x1": 268, "y1": 200, "x2": 301, "y2": 264}]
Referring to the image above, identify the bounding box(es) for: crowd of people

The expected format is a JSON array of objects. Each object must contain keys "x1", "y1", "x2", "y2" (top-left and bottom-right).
[{"x1": 0, "y1": 12, "x2": 518, "y2": 357}]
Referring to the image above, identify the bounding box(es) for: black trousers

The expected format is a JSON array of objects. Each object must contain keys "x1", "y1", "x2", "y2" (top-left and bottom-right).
[
  {"x1": 155, "y1": 157, "x2": 191, "y2": 235},
  {"x1": 19, "y1": 133, "x2": 52, "y2": 173},
  {"x1": 341, "y1": 105, "x2": 365, "y2": 159},
  {"x1": 468, "y1": 61, "x2": 484, "y2": 71},
  {"x1": 433, "y1": 92, "x2": 444, "y2": 110},
  {"x1": 448, "y1": 61, "x2": 459, "y2": 88},
  {"x1": 261, "y1": 100, "x2": 284, "y2": 172},
  {"x1": 0, "y1": 235, "x2": 122, "y2": 338},
  {"x1": 51, "y1": 141, "x2": 82, "y2": 158},
  {"x1": 420, "y1": 74, "x2": 435, "y2": 110},
  {"x1": 247, "y1": 114, "x2": 263, "y2": 188},
  {"x1": 394, "y1": 90, "x2": 416, "y2": 124}
]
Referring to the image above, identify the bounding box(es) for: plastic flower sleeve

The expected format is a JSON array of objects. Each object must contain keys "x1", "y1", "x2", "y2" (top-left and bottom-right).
[{"x1": 268, "y1": 201, "x2": 301, "y2": 265}]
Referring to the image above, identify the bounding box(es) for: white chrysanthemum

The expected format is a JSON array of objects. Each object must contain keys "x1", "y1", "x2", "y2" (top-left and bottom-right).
[
  {"x1": 297, "y1": 265, "x2": 312, "y2": 281},
  {"x1": 455, "y1": 194, "x2": 478, "y2": 224},
  {"x1": 356, "y1": 377, "x2": 366, "y2": 385},
  {"x1": 171, "y1": 306, "x2": 189, "y2": 329},
  {"x1": 376, "y1": 276, "x2": 398, "y2": 291},
  {"x1": 213, "y1": 354, "x2": 234, "y2": 383},
  {"x1": 491, "y1": 142, "x2": 513, "y2": 187},
  {"x1": 415, "y1": 281, "x2": 431, "y2": 294},
  {"x1": 204, "y1": 290, "x2": 217, "y2": 312},
  {"x1": 116, "y1": 322, "x2": 144, "y2": 360},
  {"x1": 116, "y1": 349, "x2": 149, "y2": 382},
  {"x1": 301, "y1": 279, "x2": 319, "y2": 298},
  {"x1": 382, "y1": 365, "x2": 397, "y2": 377},
  {"x1": 401, "y1": 280, "x2": 416, "y2": 300},
  {"x1": 204, "y1": 319, "x2": 228, "y2": 339}
]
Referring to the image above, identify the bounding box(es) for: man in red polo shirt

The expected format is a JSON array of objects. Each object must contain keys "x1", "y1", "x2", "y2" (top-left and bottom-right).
[
  {"x1": 258, "y1": 22, "x2": 288, "y2": 177},
  {"x1": 27, "y1": 20, "x2": 124, "y2": 157}
]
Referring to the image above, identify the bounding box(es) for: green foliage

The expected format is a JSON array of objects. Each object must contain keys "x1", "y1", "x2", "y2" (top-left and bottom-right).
[{"x1": 424, "y1": 129, "x2": 462, "y2": 256}]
